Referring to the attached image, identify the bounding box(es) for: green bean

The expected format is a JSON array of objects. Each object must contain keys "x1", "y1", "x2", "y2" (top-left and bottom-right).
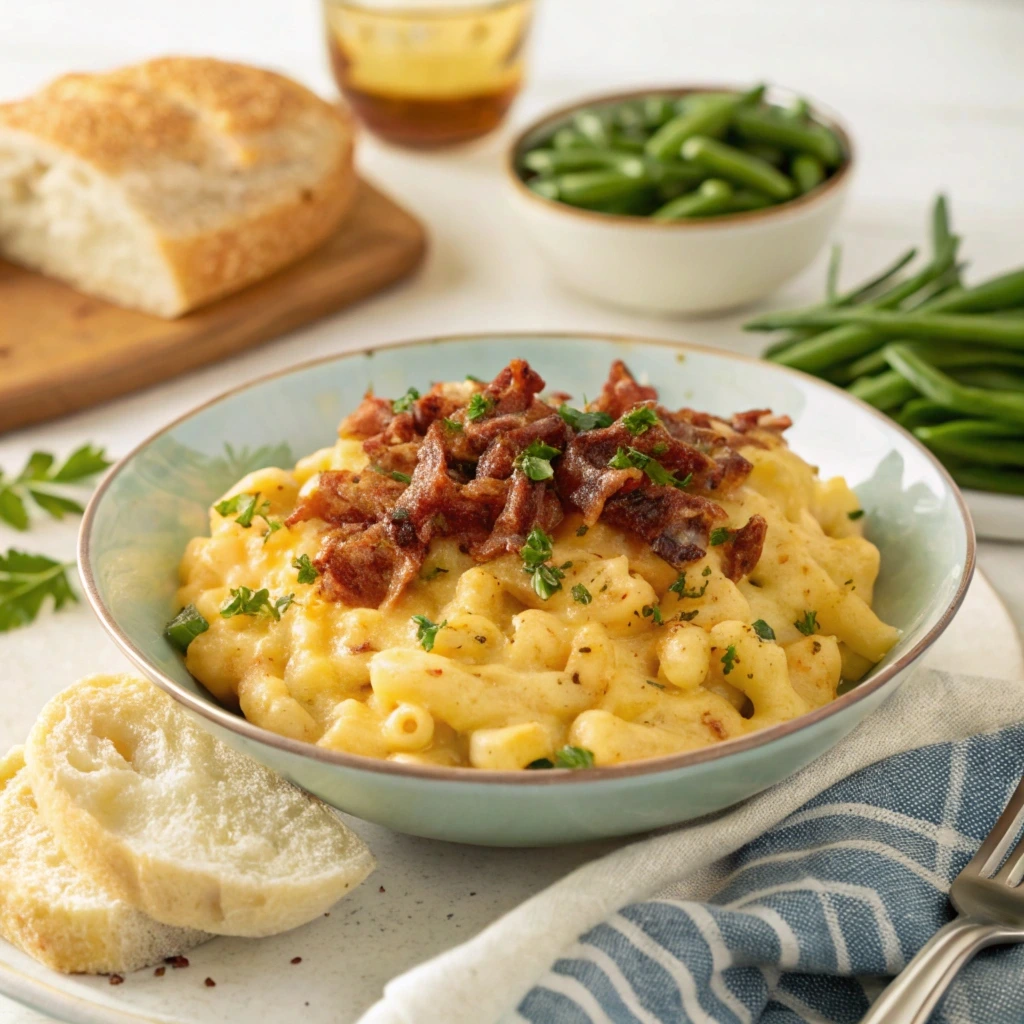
[
  {"x1": 527, "y1": 177, "x2": 560, "y2": 200},
  {"x1": 957, "y1": 368, "x2": 1024, "y2": 393},
  {"x1": 745, "y1": 143, "x2": 787, "y2": 167},
  {"x1": 826, "y1": 245, "x2": 842, "y2": 303},
  {"x1": 552, "y1": 127, "x2": 589, "y2": 150},
  {"x1": 651, "y1": 179, "x2": 733, "y2": 221},
  {"x1": 681, "y1": 136, "x2": 796, "y2": 200},
  {"x1": 732, "y1": 107, "x2": 843, "y2": 166},
  {"x1": 727, "y1": 189, "x2": 774, "y2": 212},
  {"x1": 914, "y1": 420, "x2": 1024, "y2": 468},
  {"x1": 884, "y1": 345, "x2": 1024, "y2": 426},
  {"x1": 848, "y1": 371, "x2": 918, "y2": 410},
  {"x1": 608, "y1": 131, "x2": 647, "y2": 154},
  {"x1": 786, "y1": 97, "x2": 811, "y2": 120},
  {"x1": 521, "y1": 148, "x2": 643, "y2": 176},
  {"x1": 613, "y1": 102, "x2": 646, "y2": 131},
  {"x1": 941, "y1": 462, "x2": 1024, "y2": 496},
  {"x1": 572, "y1": 110, "x2": 612, "y2": 148},
  {"x1": 843, "y1": 342, "x2": 1024, "y2": 382},
  {"x1": 645, "y1": 85, "x2": 764, "y2": 161},
  {"x1": 646, "y1": 159, "x2": 707, "y2": 188},
  {"x1": 552, "y1": 169, "x2": 653, "y2": 206},
  {"x1": 643, "y1": 96, "x2": 677, "y2": 129},
  {"x1": 792, "y1": 153, "x2": 826, "y2": 193},
  {"x1": 841, "y1": 248, "x2": 920, "y2": 305},
  {"x1": 755, "y1": 308, "x2": 1024, "y2": 348},
  {"x1": 896, "y1": 399, "x2": 959, "y2": 430},
  {"x1": 927, "y1": 266, "x2": 1024, "y2": 314}
]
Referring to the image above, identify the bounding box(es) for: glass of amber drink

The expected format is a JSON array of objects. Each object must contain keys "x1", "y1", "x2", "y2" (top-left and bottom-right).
[{"x1": 322, "y1": 0, "x2": 534, "y2": 147}]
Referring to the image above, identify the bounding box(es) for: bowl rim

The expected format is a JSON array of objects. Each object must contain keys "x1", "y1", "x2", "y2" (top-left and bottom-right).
[
  {"x1": 506, "y1": 83, "x2": 855, "y2": 229},
  {"x1": 79, "y1": 331, "x2": 975, "y2": 786}
]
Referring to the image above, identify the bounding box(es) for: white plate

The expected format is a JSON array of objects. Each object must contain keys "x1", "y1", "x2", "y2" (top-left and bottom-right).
[
  {"x1": 965, "y1": 489, "x2": 1024, "y2": 543},
  {"x1": 1, "y1": 572, "x2": 1020, "y2": 1024}
]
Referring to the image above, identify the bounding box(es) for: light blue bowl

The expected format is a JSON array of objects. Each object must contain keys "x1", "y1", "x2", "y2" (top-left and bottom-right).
[{"x1": 79, "y1": 334, "x2": 974, "y2": 846}]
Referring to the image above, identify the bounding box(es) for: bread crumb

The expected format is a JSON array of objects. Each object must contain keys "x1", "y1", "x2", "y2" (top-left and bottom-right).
[
  {"x1": 166, "y1": 956, "x2": 190, "y2": 969},
  {"x1": 154, "y1": 967, "x2": 166, "y2": 977},
  {"x1": 109, "y1": 974, "x2": 124, "y2": 986},
  {"x1": 204, "y1": 977, "x2": 216, "y2": 988},
  {"x1": 378, "y1": 886, "x2": 385, "y2": 893},
  {"x1": 291, "y1": 957, "x2": 302, "y2": 964}
]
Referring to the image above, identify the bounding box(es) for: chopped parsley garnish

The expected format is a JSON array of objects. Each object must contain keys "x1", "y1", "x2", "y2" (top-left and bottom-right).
[
  {"x1": 262, "y1": 519, "x2": 283, "y2": 543},
  {"x1": 668, "y1": 571, "x2": 709, "y2": 600},
  {"x1": 576, "y1": 524, "x2": 589, "y2": 537},
  {"x1": 709, "y1": 527, "x2": 732, "y2": 546},
  {"x1": 392, "y1": 387, "x2": 420, "y2": 413},
  {"x1": 795, "y1": 610, "x2": 819, "y2": 636},
  {"x1": 515, "y1": 439, "x2": 561, "y2": 481},
  {"x1": 520, "y1": 527, "x2": 570, "y2": 600},
  {"x1": 0, "y1": 549, "x2": 77, "y2": 633},
  {"x1": 646, "y1": 679, "x2": 666, "y2": 690},
  {"x1": 165, "y1": 604, "x2": 209, "y2": 651},
  {"x1": 391, "y1": 507, "x2": 410, "y2": 520},
  {"x1": 529, "y1": 746, "x2": 596, "y2": 770},
  {"x1": 608, "y1": 447, "x2": 692, "y2": 489},
  {"x1": 466, "y1": 393, "x2": 494, "y2": 421},
  {"x1": 412, "y1": 614, "x2": 446, "y2": 651},
  {"x1": 677, "y1": 609, "x2": 700, "y2": 621},
  {"x1": 752, "y1": 619, "x2": 776, "y2": 641},
  {"x1": 848, "y1": 509, "x2": 865, "y2": 520},
  {"x1": 465, "y1": 374, "x2": 484, "y2": 383},
  {"x1": 557, "y1": 403, "x2": 613, "y2": 432},
  {"x1": 0, "y1": 444, "x2": 112, "y2": 531},
  {"x1": 642, "y1": 604, "x2": 664, "y2": 625},
  {"x1": 622, "y1": 406, "x2": 659, "y2": 436},
  {"x1": 391, "y1": 470, "x2": 412, "y2": 484},
  {"x1": 702, "y1": 566, "x2": 712, "y2": 576},
  {"x1": 571, "y1": 583, "x2": 592, "y2": 605},
  {"x1": 721, "y1": 644, "x2": 738, "y2": 675},
  {"x1": 220, "y1": 587, "x2": 294, "y2": 621},
  {"x1": 214, "y1": 491, "x2": 269, "y2": 528},
  {"x1": 442, "y1": 417, "x2": 464, "y2": 432},
  {"x1": 421, "y1": 566, "x2": 449, "y2": 581},
  {"x1": 292, "y1": 554, "x2": 318, "y2": 584}
]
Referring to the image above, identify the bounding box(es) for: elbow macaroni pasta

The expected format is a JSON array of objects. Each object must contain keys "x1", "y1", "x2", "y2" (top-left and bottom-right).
[{"x1": 175, "y1": 429, "x2": 899, "y2": 769}]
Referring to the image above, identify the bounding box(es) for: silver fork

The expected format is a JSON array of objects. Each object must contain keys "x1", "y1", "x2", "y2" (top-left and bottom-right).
[{"x1": 861, "y1": 775, "x2": 1024, "y2": 1023}]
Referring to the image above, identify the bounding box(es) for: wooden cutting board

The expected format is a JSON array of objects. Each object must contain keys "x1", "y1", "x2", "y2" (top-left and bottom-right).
[{"x1": 0, "y1": 178, "x2": 426, "y2": 434}]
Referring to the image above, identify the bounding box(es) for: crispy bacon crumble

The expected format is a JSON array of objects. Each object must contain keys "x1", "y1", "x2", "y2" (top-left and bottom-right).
[{"x1": 287, "y1": 360, "x2": 789, "y2": 608}]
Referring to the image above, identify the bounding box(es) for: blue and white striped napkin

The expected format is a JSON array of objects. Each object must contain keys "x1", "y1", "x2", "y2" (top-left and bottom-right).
[{"x1": 360, "y1": 578, "x2": 1024, "y2": 1024}]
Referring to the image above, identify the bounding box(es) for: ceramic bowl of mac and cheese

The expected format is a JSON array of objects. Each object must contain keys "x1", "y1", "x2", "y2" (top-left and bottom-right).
[{"x1": 80, "y1": 333, "x2": 974, "y2": 846}]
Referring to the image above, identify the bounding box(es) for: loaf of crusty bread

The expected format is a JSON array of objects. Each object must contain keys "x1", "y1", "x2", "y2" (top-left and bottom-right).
[
  {"x1": 0, "y1": 57, "x2": 357, "y2": 317},
  {"x1": 25, "y1": 675, "x2": 375, "y2": 938},
  {"x1": 0, "y1": 746, "x2": 209, "y2": 974}
]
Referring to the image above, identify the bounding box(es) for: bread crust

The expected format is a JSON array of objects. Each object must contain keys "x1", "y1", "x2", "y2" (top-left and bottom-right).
[{"x1": 0, "y1": 57, "x2": 357, "y2": 317}]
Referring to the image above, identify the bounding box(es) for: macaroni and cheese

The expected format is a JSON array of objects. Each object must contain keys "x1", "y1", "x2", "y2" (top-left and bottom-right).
[{"x1": 171, "y1": 359, "x2": 898, "y2": 770}]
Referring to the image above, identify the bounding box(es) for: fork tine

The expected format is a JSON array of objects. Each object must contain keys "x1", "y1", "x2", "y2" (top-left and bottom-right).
[
  {"x1": 993, "y1": 843, "x2": 1024, "y2": 887},
  {"x1": 967, "y1": 774, "x2": 1024, "y2": 878}
]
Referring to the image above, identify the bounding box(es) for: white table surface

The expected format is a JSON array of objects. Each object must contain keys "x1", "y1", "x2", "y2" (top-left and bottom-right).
[{"x1": 1, "y1": 0, "x2": 1023, "y2": 1020}]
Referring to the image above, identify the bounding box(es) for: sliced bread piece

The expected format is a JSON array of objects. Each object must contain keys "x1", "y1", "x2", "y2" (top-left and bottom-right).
[
  {"x1": 25, "y1": 675, "x2": 375, "y2": 938},
  {"x1": 0, "y1": 745, "x2": 208, "y2": 974},
  {"x1": 0, "y1": 57, "x2": 356, "y2": 317}
]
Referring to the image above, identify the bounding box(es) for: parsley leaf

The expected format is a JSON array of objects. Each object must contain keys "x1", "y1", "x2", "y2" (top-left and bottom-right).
[
  {"x1": 391, "y1": 470, "x2": 412, "y2": 484},
  {"x1": 0, "y1": 549, "x2": 77, "y2": 632},
  {"x1": 520, "y1": 528, "x2": 569, "y2": 600},
  {"x1": 555, "y1": 746, "x2": 595, "y2": 769},
  {"x1": 848, "y1": 509, "x2": 865, "y2": 520},
  {"x1": 709, "y1": 527, "x2": 732, "y2": 546},
  {"x1": 622, "y1": 406, "x2": 659, "y2": 436},
  {"x1": 752, "y1": 619, "x2": 776, "y2": 641},
  {"x1": 420, "y1": 566, "x2": 449, "y2": 582},
  {"x1": 571, "y1": 583, "x2": 592, "y2": 605},
  {"x1": 668, "y1": 571, "x2": 709, "y2": 600},
  {"x1": 412, "y1": 614, "x2": 446, "y2": 651},
  {"x1": 607, "y1": 447, "x2": 692, "y2": 489},
  {"x1": 392, "y1": 387, "x2": 420, "y2": 413},
  {"x1": 721, "y1": 644, "x2": 738, "y2": 675},
  {"x1": 575, "y1": 524, "x2": 589, "y2": 537},
  {"x1": 526, "y1": 758, "x2": 554, "y2": 769},
  {"x1": 220, "y1": 587, "x2": 294, "y2": 621},
  {"x1": 531, "y1": 563, "x2": 569, "y2": 600},
  {"x1": 795, "y1": 610, "x2": 819, "y2": 636},
  {"x1": 465, "y1": 374, "x2": 484, "y2": 383},
  {"x1": 466, "y1": 393, "x2": 494, "y2": 421},
  {"x1": 642, "y1": 604, "x2": 664, "y2": 625},
  {"x1": 442, "y1": 417, "x2": 463, "y2": 433},
  {"x1": 515, "y1": 439, "x2": 561, "y2": 481},
  {"x1": 0, "y1": 445, "x2": 112, "y2": 531},
  {"x1": 165, "y1": 604, "x2": 209, "y2": 651},
  {"x1": 558, "y1": 404, "x2": 614, "y2": 432},
  {"x1": 646, "y1": 679, "x2": 666, "y2": 690},
  {"x1": 214, "y1": 491, "x2": 269, "y2": 528},
  {"x1": 677, "y1": 609, "x2": 700, "y2": 621},
  {"x1": 292, "y1": 554, "x2": 318, "y2": 584},
  {"x1": 520, "y1": 526, "x2": 554, "y2": 569}
]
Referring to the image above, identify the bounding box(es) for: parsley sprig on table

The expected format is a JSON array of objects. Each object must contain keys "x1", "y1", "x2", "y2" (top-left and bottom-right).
[
  {"x1": 0, "y1": 549, "x2": 77, "y2": 633},
  {"x1": 520, "y1": 527, "x2": 572, "y2": 600},
  {"x1": 0, "y1": 444, "x2": 112, "y2": 531}
]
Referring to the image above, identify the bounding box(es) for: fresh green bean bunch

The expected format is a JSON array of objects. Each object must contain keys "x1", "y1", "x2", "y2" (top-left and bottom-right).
[
  {"x1": 516, "y1": 85, "x2": 846, "y2": 221},
  {"x1": 749, "y1": 196, "x2": 1024, "y2": 496}
]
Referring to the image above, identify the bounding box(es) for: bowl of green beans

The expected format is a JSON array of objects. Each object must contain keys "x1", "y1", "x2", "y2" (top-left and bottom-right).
[{"x1": 507, "y1": 84, "x2": 853, "y2": 315}]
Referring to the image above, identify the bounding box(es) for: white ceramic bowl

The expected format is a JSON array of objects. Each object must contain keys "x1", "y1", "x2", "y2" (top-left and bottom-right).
[{"x1": 507, "y1": 86, "x2": 855, "y2": 317}]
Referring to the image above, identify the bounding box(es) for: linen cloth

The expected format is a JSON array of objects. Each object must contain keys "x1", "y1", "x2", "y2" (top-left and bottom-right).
[{"x1": 359, "y1": 578, "x2": 1024, "y2": 1024}]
